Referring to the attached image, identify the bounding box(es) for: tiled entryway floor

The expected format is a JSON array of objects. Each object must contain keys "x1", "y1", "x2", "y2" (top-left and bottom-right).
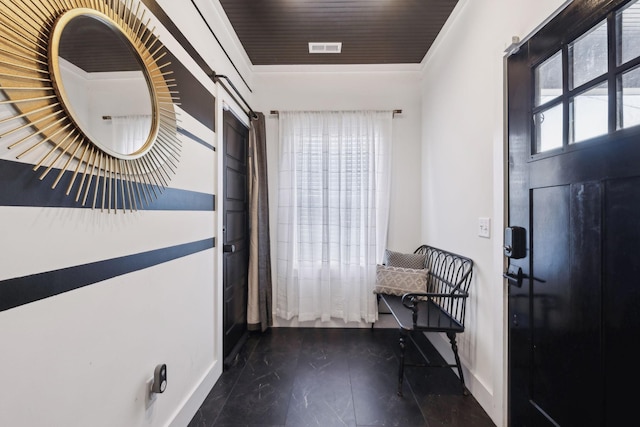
[{"x1": 188, "y1": 326, "x2": 496, "y2": 427}]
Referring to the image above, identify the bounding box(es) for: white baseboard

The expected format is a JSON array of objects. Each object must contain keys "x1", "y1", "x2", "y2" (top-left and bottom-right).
[
  {"x1": 168, "y1": 359, "x2": 222, "y2": 427},
  {"x1": 424, "y1": 332, "x2": 496, "y2": 425}
]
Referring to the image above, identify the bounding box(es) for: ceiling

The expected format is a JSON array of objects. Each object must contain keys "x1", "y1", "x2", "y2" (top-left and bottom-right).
[{"x1": 218, "y1": 0, "x2": 459, "y2": 66}]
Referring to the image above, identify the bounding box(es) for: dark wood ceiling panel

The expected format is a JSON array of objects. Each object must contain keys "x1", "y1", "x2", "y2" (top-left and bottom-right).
[{"x1": 219, "y1": 0, "x2": 459, "y2": 65}]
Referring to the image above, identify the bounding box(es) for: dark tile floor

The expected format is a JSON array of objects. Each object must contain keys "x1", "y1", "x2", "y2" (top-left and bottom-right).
[{"x1": 188, "y1": 326, "x2": 496, "y2": 427}]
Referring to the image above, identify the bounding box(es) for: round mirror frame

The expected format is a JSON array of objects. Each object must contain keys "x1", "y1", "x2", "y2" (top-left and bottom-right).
[
  {"x1": 0, "y1": 0, "x2": 180, "y2": 212},
  {"x1": 50, "y1": 8, "x2": 159, "y2": 160}
]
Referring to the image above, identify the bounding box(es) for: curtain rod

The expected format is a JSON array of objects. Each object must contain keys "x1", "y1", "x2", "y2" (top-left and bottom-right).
[
  {"x1": 270, "y1": 109, "x2": 402, "y2": 117},
  {"x1": 190, "y1": 0, "x2": 252, "y2": 93},
  {"x1": 213, "y1": 74, "x2": 258, "y2": 119},
  {"x1": 102, "y1": 114, "x2": 152, "y2": 120}
]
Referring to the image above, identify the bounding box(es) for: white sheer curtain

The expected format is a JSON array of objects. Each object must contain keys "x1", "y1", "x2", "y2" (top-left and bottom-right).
[
  {"x1": 111, "y1": 114, "x2": 152, "y2": 154},
  {"x1": 276, "y1": 111, "x2": 392, "y2": 323}
]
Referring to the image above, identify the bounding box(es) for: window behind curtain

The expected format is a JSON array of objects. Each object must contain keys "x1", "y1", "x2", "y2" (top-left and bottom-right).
[{"x1": 276, "y1": 111, "x2": 392, "y2": 323}]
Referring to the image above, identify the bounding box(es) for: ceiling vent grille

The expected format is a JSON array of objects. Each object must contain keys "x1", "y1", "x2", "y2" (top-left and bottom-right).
[{"x1": 308, "y1": 42, "x2": 342, "y2": 54}]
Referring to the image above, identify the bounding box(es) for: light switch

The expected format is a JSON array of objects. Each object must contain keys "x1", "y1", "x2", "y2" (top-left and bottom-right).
[{"x1": 478, "y1": 217, "x2": 491, "y2": 238}]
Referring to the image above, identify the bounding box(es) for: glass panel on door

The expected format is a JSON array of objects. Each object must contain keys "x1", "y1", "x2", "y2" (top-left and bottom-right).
[
  {"x1": 618, "y1": 66, "x2": 640, "y2": 129},
  {"x1": 570, "y1": 82, "x2": 609, "y2": 143},
  {"x1": 535, "y1": 51, "x2": 562, "y2": 107},
  {"x1": 617, "y1": 0, "x2": 640, "y2": 65},
  {"x1": 534, "y1": 103, "x2": 563, "y2": 153},
  {"x1": 569, "y1": 21, "x2": 608, "y2": 89}
]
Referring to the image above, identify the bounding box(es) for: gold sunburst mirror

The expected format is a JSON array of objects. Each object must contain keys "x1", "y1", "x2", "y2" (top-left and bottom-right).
[{"x1": 0, "y1": 0, "x2": 180, "y2": 212}]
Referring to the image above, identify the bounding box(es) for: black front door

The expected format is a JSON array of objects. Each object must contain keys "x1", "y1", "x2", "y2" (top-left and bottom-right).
[
  {"x1": 222, "y1": 109, "x2": 249, "y2": 366},
  {"x1": 507, "y1": 1, "x2": 640, "y2": 425}
]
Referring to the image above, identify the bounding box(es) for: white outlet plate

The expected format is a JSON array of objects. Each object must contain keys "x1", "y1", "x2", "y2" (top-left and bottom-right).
[{"x1": 478, "y1": 217, "x2": 491, "y2": 238}]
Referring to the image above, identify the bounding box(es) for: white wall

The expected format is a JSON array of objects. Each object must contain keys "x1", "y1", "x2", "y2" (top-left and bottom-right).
[
  {"x1": 419, "y1": 1, "x2": 571, "y2": 425},
  {"x1": 0, "y1": 117, "x2": 217, "y2": 427},
  {"x1": 0, "y1": 0, "x2": 251, "y2": 425},
  {"x1": 86, "y1": 71, "x2": 152, "y2": 149},
  {"x1": 58, "y1": 58, "x2": 153, "y2": 151},
  {"x1": 57, "y1": 58, "x2": 91, "y2": 134},
  {"x1": 252, "y1": 66, "x2": 423, "y2": 327}
]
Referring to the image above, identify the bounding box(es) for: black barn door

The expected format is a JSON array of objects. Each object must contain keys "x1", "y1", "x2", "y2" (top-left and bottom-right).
[
  {"x1": 507, "y1": 1, "x2": 640, "y2": 425},
  {"x1": 222, "y1": 109, "x2": 249, "y2": 367}
]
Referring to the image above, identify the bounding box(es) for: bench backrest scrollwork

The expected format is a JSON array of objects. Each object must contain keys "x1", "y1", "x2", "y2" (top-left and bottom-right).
[{"x1": 414, "y1": 245, "x2": 474, "y2": 327}]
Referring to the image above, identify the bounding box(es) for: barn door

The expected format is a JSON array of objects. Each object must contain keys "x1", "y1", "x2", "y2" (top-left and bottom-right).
[
  {"x1": 507, "y1": 1, "x2": 640, "y2": 425},
  {"x1": 222, "y1": 109, "x2": 249, "y2": 366}
]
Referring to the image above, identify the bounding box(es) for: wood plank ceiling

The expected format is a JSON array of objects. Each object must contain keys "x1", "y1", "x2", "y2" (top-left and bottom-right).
[{"x1": 218, "y1": 0, "x2": 459, "y2": 65}]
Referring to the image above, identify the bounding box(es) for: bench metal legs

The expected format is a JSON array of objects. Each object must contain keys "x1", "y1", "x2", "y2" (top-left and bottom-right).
[
  {"x1": 398, "y1": 329, "x2": 407, "y2": 396},
  {"x1": 446, "y1": 331, "x2": 469, "y2": 396},
  {"x1": 396, "y1": 329, "x2": 469, "y2": 397}
]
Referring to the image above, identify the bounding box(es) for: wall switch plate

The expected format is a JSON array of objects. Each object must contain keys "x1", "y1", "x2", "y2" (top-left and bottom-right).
[{"x1": 478, "y1": 217, "x2": 491, "y2": 238}]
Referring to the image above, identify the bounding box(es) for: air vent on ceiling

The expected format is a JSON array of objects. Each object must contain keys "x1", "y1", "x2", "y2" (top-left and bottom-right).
[{"x1": 308, "y1": 42, "x2": 342, "y2": 54}]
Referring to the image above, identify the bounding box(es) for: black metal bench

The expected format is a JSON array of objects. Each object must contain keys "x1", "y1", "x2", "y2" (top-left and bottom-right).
[{"x1": 377, "y1": 245, "x2": 474, "y2": 396}]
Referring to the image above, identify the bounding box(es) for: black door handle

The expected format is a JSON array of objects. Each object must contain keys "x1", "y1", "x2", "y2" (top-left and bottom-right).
[
  {"x1": 503, "y1": 265, "x2": 523, "y2": 287},
  {"x1": 223, "y1": 244, "x2": 236, "y2": 253},
  {"x1": 504, "y1": 265, "x2": 546, "y2": 286}
]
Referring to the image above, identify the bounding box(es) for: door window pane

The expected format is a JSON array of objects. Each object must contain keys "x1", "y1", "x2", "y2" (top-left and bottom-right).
[
  {"x1": 618, "y1": 65, "x2": 640, "y2": 129},
  {"x1": 535, "y1": 51, "x2": 562, "y2": 106},
  {"x1": 570, "y1": 82, "x2": 609, "y2": 143},
  {"x1": 569, "y1": 21, "x2": 608, "y2": 89},
  {"x1": 534, "y1": 103, "x2": 563, "y2": 153},
  {"x1": 617, "y1": 0, "x2": 640, "y2": 65}
]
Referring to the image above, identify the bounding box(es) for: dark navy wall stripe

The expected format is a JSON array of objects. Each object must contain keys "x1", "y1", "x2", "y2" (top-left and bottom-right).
[
  {"x1": 0, "y1": 159, "x2": 214, "y2": 211},
  {"x1": 0, "y1": 237, "x2": 215, "y2": 312},
  {"x1": 141, "y1": 0, "x2": 216, "y2": 81},
  {"x1": 139, "y1": 0, "x2": 216, "y2": 132},
  {"x1": 178, "y1": 127, "x2": 215, "y2": 151},
  {"x1": 151, "y1": 186, "x2": 215, "y2": 211},
  {"x1": 164, "y1": 46, "x2": 215, "y2": 132}
]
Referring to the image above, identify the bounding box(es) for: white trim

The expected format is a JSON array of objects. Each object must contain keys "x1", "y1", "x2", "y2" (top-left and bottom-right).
[
  {"x1": 168, "y1": 360, "x2": 222, "y2": 427},
  {"x1": 253, "y1": 63, "x2": 422, "y2": 74},
  {"x1": 208, "y1": 0, "x2": 254, "y2": 72},
  {"x1": 219, "y1": 92, "x2": 250, "y2": 128},
  {"x1": 420, "y1": 0, "x2": 471, "y2": 71},
  {"x1": 504, "y1": 0, "x2": 574, "y2": 58}
]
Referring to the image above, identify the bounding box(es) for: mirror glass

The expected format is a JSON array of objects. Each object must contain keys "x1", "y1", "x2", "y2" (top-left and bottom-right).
[{"x1": 54, "y1": 13, "x2": 155, "y2": 158}]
